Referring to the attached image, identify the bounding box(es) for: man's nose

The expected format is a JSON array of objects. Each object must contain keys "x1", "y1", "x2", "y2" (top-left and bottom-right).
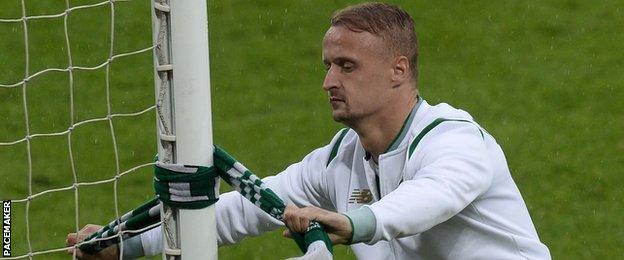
[{"x1": 322, "y1": 67, "x2": 339, "y2": 91}]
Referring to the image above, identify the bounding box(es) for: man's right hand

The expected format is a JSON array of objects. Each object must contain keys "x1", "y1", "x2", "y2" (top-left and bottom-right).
[
  {"x1": 282, "y1": 204, "x2": 352, "y2": 245},
  {"x1": 66, "y1": 224, "x2": 119, "y2": 260}
]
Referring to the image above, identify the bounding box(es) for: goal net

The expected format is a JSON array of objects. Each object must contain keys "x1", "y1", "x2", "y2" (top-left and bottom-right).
[{"x1": 0, "y1": 0, "x2": 215, "y2": 259}]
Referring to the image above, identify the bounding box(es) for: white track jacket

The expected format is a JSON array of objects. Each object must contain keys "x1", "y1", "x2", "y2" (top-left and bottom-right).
[{"x1": 139, "y1": 100, "x2": 551, "y2": 259}]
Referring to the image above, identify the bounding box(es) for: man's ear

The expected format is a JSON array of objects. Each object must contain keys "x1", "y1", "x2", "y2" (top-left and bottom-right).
[{"x1": 391, "y1": 56, "x2": 410, "y2": 83}]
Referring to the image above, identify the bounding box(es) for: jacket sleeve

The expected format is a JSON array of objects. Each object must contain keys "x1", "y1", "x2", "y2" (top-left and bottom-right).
[
  {"x1": 138, "y1": 138, "x2": 338, "y2": 254},
  {"x1": 366, "y1": 122, "x2": 494, "y2": 243},
  {"x1": 215, "y1": 134, "x2": 338, "y2": 243},
  {"x1": 217, "y1": 142, "x2": 336, "y2": 245},
  {"x1": 133, "y1": 190, "x2": 284, "y2": 257}
]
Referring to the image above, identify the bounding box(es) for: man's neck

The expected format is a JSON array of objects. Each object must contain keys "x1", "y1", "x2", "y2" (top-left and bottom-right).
[{"x1": 354, "y1": 95, "x2": 417, "y2": 163}]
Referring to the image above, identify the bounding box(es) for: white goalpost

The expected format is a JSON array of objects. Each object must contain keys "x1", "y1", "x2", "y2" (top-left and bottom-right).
[
  {"x1": 0, "y1": 0, "x2": 216, "y2": 259},
  {"x1": 152, "y1": 0, "x2": 217, "y2": 259}
]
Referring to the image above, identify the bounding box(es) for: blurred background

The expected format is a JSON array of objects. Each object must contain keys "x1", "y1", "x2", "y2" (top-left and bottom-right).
[{"x1": 0, "y1": 0, "x2": 622, "y2": 259}]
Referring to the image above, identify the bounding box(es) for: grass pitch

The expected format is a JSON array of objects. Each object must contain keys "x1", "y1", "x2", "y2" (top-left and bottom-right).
[{"x1": 1, "y1": 0, "x2": 622, "y2": 259}]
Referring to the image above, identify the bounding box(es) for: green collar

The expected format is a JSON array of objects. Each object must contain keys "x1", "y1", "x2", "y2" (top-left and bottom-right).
[{"x1": 384, "y1": 97, "x2": 423, "y2": 153}]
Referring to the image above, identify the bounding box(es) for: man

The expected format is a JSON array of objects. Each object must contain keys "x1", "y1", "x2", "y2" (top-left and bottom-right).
[{"x1": 68, "y1": 2, "x2": 551, "y2": 259}]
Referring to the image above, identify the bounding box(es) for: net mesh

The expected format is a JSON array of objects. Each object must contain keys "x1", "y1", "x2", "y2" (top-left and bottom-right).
[{"x1": 0, "y1": 0, "x2": 158, "y2": 258}]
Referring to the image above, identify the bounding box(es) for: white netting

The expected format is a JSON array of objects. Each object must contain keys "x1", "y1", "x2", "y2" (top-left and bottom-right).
[{"x1": 0, "y1": 0, "x2": 161, "y2": 258}]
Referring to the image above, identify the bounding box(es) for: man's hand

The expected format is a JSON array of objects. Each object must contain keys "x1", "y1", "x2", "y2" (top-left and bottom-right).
[
  {"x1": 282, "y1": 204, "x2": 352, "y2": 245},
  {"x1": 66, "y1": 224, "x2": 119, "y2": 260}
]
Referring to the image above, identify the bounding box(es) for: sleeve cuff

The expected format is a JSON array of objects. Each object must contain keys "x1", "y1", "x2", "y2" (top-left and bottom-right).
[
  {"x1": 140, "y1": 227, "x2": 163, "y2": 257},
  {"x1": 343, "y1": 206, "x2": 376, "y2": 244},
  {"x1": 120, "y1": 235, "x2": 144, "y2": 259}
]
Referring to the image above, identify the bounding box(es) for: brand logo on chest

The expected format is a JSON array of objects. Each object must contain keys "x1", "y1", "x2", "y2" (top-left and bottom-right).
[{"x1": 348, "y1": 188, "x2": 373, "y2": 204}]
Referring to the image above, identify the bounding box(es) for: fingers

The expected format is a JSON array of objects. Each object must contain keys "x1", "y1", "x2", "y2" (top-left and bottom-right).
[
  {"x1": 283, "y1": 204, "x2": 302, "y2": 233},
  {"x1": 78, "y1": 224, "x2": 101, "y2": 241},
  {"x1": 67, "y1": 232, "x2": 78, "y2": 246},
  {"x1": 299, "y1": 215, "x2": 310, "y2": 233},
  {"x1": 66, "y1": 232, "x2": 84, "y2": 259},
  {"x1": 283, "y1": 204, "x2": 318, "y2": 233},
  {"x1": 283, "y1": 204, "x2": 355, "y2": 245},
  {"x1": 81, "y1": 224, "x2": 101, "y2": 233},
  {"x1": 67, "y1": 224, "x2": 101, "y2": 248},
  {"x1": 66, "y1": 224, "x2": 104, "y2": 259}
]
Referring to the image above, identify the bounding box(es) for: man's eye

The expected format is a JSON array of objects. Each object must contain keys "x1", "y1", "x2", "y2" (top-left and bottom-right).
[{"x1": 341, "y1": 63, "x2": 354, "y2": 72}]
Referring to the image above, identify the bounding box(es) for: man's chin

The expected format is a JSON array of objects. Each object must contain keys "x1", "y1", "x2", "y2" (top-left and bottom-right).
[
  {"x1": 331, "y1": 112, "x2": 343, "y2": 122},
  {"x1": 331, "y1": 111, "x2": 351, "y2": 124}
]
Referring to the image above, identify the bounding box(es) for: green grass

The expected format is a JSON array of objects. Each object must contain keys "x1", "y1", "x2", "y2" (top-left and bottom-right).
[{"x1": 1, "y1": 0, "x2": 622, "y2": 259}]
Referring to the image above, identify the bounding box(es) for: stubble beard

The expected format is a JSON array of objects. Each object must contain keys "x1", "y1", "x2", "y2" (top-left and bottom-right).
[{"x1": 331, "y1": 107, "x2": 359, "y2": 128}]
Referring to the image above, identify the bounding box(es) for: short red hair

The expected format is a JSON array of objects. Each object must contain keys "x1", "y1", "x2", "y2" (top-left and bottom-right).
[{"x1": 331, "y1": 2, "x2": 418, "y2": 80}]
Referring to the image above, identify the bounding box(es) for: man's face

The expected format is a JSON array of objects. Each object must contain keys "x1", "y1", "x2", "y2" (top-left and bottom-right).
[{"x1": 322, "y1": 25, "x2": 396, "y2": 125}]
